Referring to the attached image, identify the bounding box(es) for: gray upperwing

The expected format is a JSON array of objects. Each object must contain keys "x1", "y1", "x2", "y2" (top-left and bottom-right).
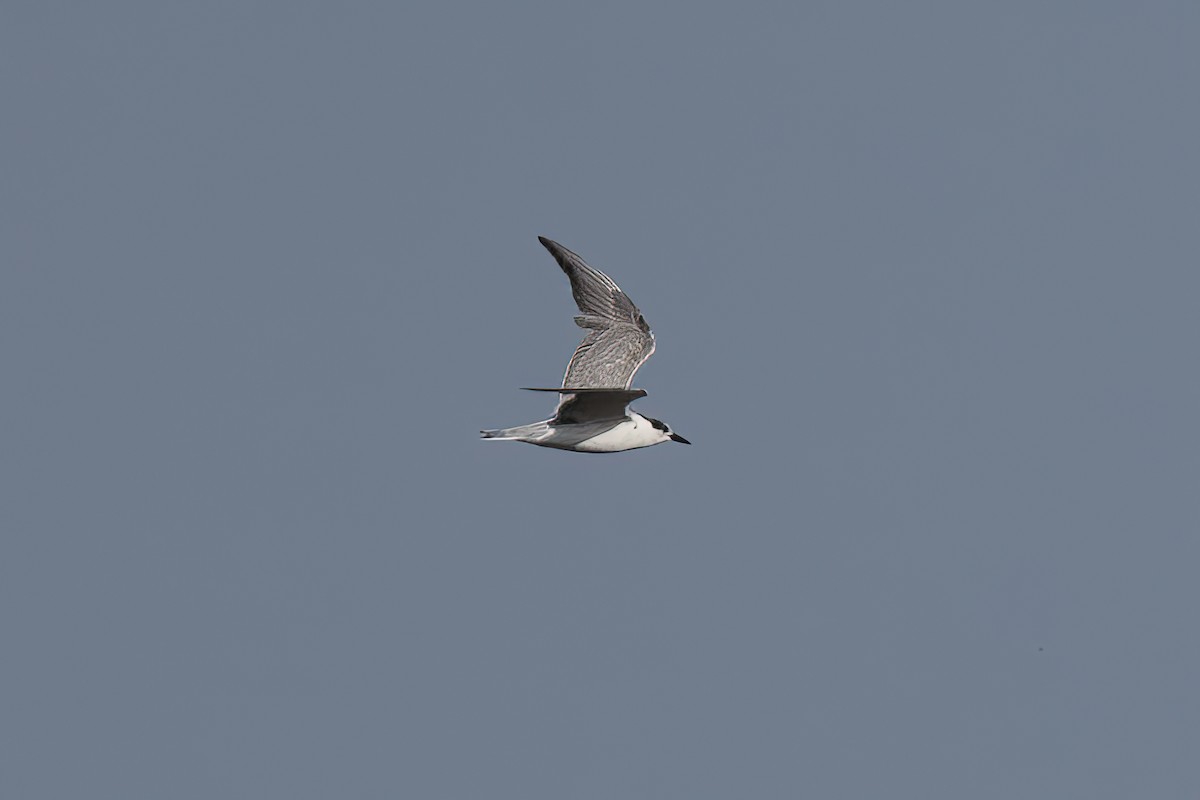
[
  {"x1": 523, "y1": 387, "x2": 647, "y2": 424},
  {"x1": 538, "y1": 237, "x2": 656, "y2": 389}
]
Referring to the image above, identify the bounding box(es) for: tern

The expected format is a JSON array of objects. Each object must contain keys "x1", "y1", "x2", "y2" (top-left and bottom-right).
[{"x1": 481, "y1": 236, "x2": 690, "y2": 452}]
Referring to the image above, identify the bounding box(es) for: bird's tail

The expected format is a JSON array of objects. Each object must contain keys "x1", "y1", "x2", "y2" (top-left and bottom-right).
[{"x1": 480, "y1": 421, "x2": 550, "y2": 441}]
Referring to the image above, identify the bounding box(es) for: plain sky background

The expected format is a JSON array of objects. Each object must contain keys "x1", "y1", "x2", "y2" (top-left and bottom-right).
[{"x1": 3, "y1": 2, "x2": 1198, "y2": 798}]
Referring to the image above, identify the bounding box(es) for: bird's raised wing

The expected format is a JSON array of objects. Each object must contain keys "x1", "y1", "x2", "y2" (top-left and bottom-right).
[{"x1": 538, "y1": 236, "x2": 655, "y2": 389}]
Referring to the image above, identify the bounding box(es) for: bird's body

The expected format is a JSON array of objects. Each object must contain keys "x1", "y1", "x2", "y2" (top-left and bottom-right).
[
  {"x1": 481, "y1": 411, "x2": 674, "y2": 453},
  {"x1": 481, "y1": 237, "x2": 689, "y2": 453}
]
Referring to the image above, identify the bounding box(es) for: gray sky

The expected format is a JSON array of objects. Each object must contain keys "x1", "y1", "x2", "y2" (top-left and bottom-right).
[{"x1": 3, "y1": 2, "x2": 1198, "y2": 798}]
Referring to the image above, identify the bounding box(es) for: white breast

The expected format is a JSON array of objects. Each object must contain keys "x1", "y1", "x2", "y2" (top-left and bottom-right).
[{"x1": 573, "y1": 414, "x2": 668, "y2": 452}]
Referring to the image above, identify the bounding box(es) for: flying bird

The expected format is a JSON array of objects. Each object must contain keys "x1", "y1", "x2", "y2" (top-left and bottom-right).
[{"x1": 481, "y1": 236, "x2": 689, "y2": 452}]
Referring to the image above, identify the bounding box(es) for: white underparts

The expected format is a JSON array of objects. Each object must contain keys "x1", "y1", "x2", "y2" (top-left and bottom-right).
[{"x1": 570, "y1": 413, "x2": 670, "y2": 452}]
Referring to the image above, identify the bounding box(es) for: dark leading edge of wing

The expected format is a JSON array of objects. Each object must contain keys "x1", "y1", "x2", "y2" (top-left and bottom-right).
[{"x1": 537, "y1": 236, "x2": 656, "y2": 390}]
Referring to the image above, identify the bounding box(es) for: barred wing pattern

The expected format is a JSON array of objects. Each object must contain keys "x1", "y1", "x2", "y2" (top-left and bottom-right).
[{"x1": 537, "y1": 236, "x2": 656, "y2": 390}]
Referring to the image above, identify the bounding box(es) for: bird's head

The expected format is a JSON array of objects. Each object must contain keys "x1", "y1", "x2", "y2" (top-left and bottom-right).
[{"x1": 644, "y1": 415, "x2": 691, "y2": 445}]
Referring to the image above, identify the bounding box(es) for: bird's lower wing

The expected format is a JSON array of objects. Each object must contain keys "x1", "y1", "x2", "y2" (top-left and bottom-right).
[{"x1": 521, "y1": 387, "x2": 648, "y2": 424}]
